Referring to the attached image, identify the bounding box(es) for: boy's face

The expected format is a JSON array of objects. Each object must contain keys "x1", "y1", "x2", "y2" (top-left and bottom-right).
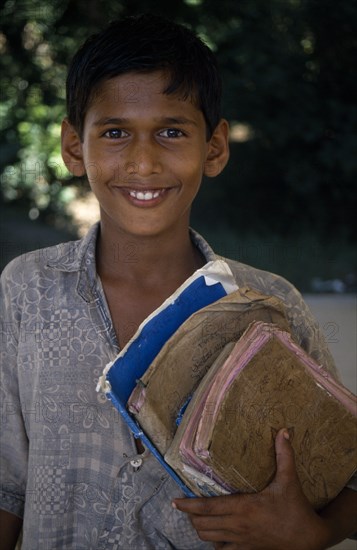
[{"x1": 62, "y1": 70, "x2": 229, "y2": 240}]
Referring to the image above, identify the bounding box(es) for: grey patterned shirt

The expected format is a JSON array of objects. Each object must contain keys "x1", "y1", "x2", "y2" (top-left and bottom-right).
[{"x1": 0, "y1": 223, "x2": 350, "y2": 549}]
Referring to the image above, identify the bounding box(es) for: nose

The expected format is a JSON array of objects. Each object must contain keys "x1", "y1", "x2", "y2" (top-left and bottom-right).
[{"x1": 124, "y1": 139, "x2": 162, "y2": 177}]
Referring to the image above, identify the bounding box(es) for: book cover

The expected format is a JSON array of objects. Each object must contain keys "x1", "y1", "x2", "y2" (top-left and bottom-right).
[{"x1": 164, "y1": 321, "x2": 357, "y2": 508}]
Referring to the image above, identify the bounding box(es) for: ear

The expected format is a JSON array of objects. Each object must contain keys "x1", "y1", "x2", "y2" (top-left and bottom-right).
[
  {"x1": 204, "y1": 119, "x2": 230, "y2": 178},
  {"x1": 61, "y1": 118, "x2": 86, "y2": 177}
]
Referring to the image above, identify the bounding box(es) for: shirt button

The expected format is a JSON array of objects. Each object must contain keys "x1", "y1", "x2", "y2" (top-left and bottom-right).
[{"x1": 130, "y1": 458, "x2": 143, "y2": 471}]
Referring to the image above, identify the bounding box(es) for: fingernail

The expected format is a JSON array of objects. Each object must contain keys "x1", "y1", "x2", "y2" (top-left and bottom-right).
[
  {"x1": 283, "y1": 430, "x2": 290, "y2": 440},
  {"x1": 172, "y1": 501, "x2": 177, "y2": 509}
]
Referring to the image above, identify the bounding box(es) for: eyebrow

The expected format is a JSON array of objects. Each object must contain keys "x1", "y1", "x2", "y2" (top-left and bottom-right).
[
  {"x1": 157, "y1": 117, "x2": 198, "y2": 127},
  {"x1": 92, "y1": 116, "x2": 198, "y2": 127}
]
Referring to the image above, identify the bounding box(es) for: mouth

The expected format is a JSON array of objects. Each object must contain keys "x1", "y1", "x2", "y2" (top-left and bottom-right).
[
  {"x1": 128, "y1": 189, "x2": 164, "y2": 201},
  {"x1": 113, "y1": 186, "x2": 173, "y2": 207}
]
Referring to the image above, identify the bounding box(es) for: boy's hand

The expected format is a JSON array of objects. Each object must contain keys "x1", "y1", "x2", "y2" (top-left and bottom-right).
[{"x1": 173, "y1": 429, "x2": 330, "y2": 550}]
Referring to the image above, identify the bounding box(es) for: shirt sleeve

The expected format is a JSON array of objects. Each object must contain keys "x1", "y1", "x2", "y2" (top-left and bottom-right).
[{"x1": 0, "y1": 261, "x2": 29, "y2": 518}]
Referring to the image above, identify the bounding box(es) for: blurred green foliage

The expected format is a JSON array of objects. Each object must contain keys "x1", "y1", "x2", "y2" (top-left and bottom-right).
[{"x1": 0, "y1": 0, "x2": 356, "y2": 242}]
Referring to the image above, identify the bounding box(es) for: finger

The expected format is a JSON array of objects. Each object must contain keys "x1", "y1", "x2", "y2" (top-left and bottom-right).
[
  {"x1": 191, "y1": 528, "x2": 237, "y2": 543},
  {"x1": 173, "y1": 494, "x2": 242, "y2": 516},
  {"x1": 274, "y1": 427, "x2": 298, "y2": 486},
  {"x1": 189, "y1": 513, "x2": 234, "y2": 532}
]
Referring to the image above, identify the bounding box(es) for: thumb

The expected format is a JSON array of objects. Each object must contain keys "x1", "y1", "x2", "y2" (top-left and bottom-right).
[{"x1": 274, "y1": 428, "x2": 299, "y2": 486}]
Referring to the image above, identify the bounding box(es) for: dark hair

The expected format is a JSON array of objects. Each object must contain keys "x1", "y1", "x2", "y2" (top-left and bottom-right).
[{"x1": 66, "y1": 14, "x2": 222, "y2": 140}]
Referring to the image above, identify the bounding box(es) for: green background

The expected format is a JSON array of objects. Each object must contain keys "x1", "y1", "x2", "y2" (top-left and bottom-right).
[{"x1": 1, "y1": 0, "x2": 356, "y2": 290}]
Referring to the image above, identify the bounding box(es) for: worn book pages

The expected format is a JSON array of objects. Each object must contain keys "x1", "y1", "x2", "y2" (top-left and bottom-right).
[
  {"x1": 164, "y1": 342, "x2": 236, "y2": 496},
  {"x1": 165, "y1": 321, "x2": 357, "y2": 508},
  {"x1": 128, "y1": 287, "x2": 290, "y2": 454}
]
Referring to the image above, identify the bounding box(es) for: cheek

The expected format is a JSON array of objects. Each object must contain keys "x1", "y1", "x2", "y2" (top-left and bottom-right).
[
  {"x1": 173, "y1": 150, "x2": 206, "y2": 177},
  {"x1": 186, "y1": 160, "x2": 207, "y2": 185},
  {"x1": 82, "y1": 146, "x2": 102, "y2": 185},
  {"x1": 86, "y1": 162, "x2": 103, "y2": 185},
  {"x1": 84, "y1": 156, "x2": 119, "y2": 186}
]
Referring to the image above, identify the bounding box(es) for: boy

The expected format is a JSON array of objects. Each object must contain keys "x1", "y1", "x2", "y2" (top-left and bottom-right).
[{"x1": 1, "y1": 14, "x2": 356, "y2": 550}]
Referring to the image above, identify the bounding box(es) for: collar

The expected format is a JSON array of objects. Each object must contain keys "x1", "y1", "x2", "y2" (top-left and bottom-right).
[
  {"x1": 46, "y1": 222, "x2": 217, "y2": 273},
  {"x1": 45, "y1": 223, "x2": 217, "y2": 304},
  {"x1": 46, "y1": 222, "x2": 99, "y2": 272}
]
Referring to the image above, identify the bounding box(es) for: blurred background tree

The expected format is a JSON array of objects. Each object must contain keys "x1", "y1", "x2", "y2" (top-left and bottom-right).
[{"x1": 0, "y1": 0, "x2": 356, "y2": 289}]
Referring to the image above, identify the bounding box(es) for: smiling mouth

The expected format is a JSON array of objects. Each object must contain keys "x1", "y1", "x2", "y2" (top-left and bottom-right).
[{"x1": 128, "y1": 189, "x2": 164, "y2": 201}]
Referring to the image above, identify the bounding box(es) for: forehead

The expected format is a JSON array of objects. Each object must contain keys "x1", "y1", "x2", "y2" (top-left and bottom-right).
[{"x1": 85, "y1": 70, "x2": 202, "y2": 121}]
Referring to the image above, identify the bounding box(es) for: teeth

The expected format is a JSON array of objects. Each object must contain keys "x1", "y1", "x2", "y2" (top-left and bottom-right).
[{"x1": 129, "y1": 190, "x2": 161, "y2": 200}]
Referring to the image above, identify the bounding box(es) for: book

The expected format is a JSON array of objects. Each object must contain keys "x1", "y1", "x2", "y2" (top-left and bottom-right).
[
  {"x1": 164, "y1": 321, "x2": 357, "y2": 508},
  {"x1": 98, "y1": 274, "x2": 357, "y2": 506},
  {"x1": 128, "y1": 287, "x2": 289, "y2": 455}
]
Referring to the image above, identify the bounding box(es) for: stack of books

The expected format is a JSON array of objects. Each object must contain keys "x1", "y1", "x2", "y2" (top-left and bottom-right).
[
  {"x1": 97, "y1": 263, "x2": 357, "y2": 509},
  {"x1": 127, "y1": 286, "x2": 289, "y2": 455},
  {"x1": 163, "y1": 321, "x2": 357, "y2": 508}
]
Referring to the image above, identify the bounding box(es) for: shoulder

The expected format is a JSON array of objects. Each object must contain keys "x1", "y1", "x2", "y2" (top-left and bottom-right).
[
  {"x1": 0, "y1": 229, "x2": 95, "y2": 323},
  {"x1": 0, "y1": 223, "x2": 99, "y2": 323},
  {"x1": 0, "y1": 223, "x2": 99, "y2": 284},
  {"x1": 221, "y1": 256, "x2": 339, "y2": 379},
  {"x1": 222, "y1": 256, "x2": 310, "y2": 330},
  {"x1": 0, "y1": 241, "x2": 78, "y2": 328},
  {"x1": 1, "y1": 239, "x2": 80, "y2": 283},
  {"x1": 223, "y1": 256, "x2": 297, "y2": 300}
]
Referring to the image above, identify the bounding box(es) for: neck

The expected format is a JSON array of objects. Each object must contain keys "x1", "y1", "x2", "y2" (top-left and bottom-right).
[{"x1": 96, "y1": 221, "x2": 205, "y2": 287}]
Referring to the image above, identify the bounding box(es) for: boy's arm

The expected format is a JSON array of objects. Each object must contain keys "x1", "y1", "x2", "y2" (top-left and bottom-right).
[
  {"x1": 0, "y1": 509, "x2": 23, "y2": 550},
  {"x1": 173, "y1": 429, "x2": 357, "y2": 549}
]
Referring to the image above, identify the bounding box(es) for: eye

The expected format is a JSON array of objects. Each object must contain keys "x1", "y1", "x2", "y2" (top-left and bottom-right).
[
  {"x1": 103, "y1": 128, "x2": 129, "y2": 139},
  {"x1": 159, "y1": 128, "x2": 185, "y2": 138}
]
